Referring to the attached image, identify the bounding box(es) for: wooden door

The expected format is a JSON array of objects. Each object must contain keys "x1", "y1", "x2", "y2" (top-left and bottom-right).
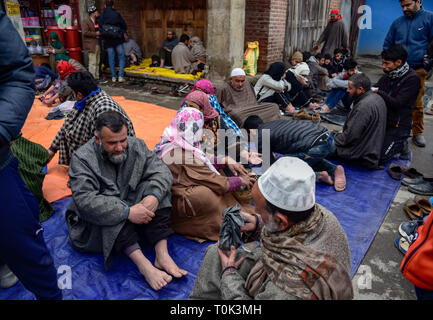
[
  {"x1": 284, "y1": 0, "x2": 331, "y2": 57},
  {"x1": 141, "y1": 0, "x2": 207, "y2": 58}
]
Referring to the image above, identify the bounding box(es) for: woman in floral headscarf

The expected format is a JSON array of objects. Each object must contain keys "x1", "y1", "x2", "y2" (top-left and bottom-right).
[{"x1": 154, "y1": 107, "x2": 256, "y2": 242}]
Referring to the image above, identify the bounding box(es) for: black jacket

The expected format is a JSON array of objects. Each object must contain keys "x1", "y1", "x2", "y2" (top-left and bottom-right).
[
  {"x1": 257, "y1": 119, "x2": 327, "y2": 155},
  {"x1": 0, "y1": 9, "x2": 36, "y2": 171},
  {"x1": 99, "y1": 7, "x2": 127, "y2": 48},
  {"x1": 376, "y1": 68, "x2": 421, "y2": 131}
]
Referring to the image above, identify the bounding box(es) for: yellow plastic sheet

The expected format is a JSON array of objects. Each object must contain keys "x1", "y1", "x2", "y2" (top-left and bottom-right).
[
  {"x1": 243, "y1": 41, "x2": 259, "y2": 76},
  {"x1": 108, "y1": 58, "x2": 202, "y2": 81}
]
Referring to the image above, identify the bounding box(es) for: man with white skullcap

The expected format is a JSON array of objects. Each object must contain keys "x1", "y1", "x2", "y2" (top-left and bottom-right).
[
  {"x1": 189, "y1": 157, "x2": 353, "y2": 300},
  {"x1": 215, "y1": 67, "x2": 282, "y2": 127}
]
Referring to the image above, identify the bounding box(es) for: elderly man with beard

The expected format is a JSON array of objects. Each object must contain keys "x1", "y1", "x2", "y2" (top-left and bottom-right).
[
  {"x1": 66, "y1": 111, "x2": 187, "y2": 291},
  {"x1": 216, "y1": 68, "x2": 282, "y2": 127},
  {"x1": 189, "y1": 157, "x2": 353, "y2": 300},
  {"x1": 384, "y1": 0, "x2": 433, "y2": 148}
]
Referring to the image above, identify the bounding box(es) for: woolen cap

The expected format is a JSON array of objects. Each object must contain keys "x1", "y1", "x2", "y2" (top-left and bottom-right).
[
  {"x1": 258, "y1": 157, "x2": 315, "y2": 212},
  {"x1": 231, "y1": 68, "x2": 246, "y2": 77},
  {"x1": 291, "y1": 51, "x2": 303, "y2": 62},
  {"x1": 88, "y1": 5, "x2": 97, "y2": 14}
]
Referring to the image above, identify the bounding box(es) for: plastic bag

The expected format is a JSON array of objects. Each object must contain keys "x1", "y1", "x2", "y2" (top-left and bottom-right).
[{"x1": 243, "y1": 41, "x2": 259, "y2": 76}]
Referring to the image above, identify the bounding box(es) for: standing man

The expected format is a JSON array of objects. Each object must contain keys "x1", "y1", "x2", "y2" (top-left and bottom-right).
[
  {"x1": 0, "y1": 8, "x2": 61, "y2": 299},
  {"x1": 384, "y1": 0, "x2": 433, "y2": 148},
  {"x1": 99, "y1": 0, "x2": 127, "y2": 83},
  {"x1": 315, "y1": 9, "x2": 349, "y2": 57},
  {"x1": 83, "y1": 5, "x2": 100, "y2": 80}
]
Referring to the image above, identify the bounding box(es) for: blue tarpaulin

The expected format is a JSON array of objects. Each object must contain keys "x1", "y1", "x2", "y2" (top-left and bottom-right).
[{"x1": 0, "y1": 160, "x2": 406, "y2": 299}]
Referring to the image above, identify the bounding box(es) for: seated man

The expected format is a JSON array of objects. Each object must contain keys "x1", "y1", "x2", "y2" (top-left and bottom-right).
[
  {"x1": 48, "y1": 71, "x2": 135, "y2": 166},
  {"x1": 333, "y1": 73, "x2": 387, "y2": 169},
  {"x1": 323, "y1": 53, "x2": 334, "y2": 77},
  {"x1": 243, "y1": 115, "x2": 346, "y2": 191},
  {"x1": 172, "y1": 34, "x2": 203, "y2": 74},
  {"x1": 66, "y1": 111, "x2": 187, "y2": 291},
  {"x1": 328, "y1": 48, "x2": 345, "y2": 77},
  {"x1": 317, "y1": 58, "x2": 359, "y2": 114},
  {"x1": 123, "y1": 32, "x2": 142, "y2": 66},
  {"x1": 189, "y1": 156, "x2": 353, "y2": 300},
  {"x1": 375, "y1": 44, "x2": 421, "y2": 164},
  {"x1": 159, "y1": 30, "x2": 179, "y2": 68},
  {"x1": 216, "y1": 68, "x2": 282, "y2": 127},
  {"x1": 310, "y1": 53, "x2": 330, "y2": 92},
  {"x1": 189, "y1": 36, "x2": 206, "y2": 63}
]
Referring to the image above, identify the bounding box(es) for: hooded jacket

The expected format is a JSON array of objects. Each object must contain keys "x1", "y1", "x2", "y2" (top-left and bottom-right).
[
  {"x1": 0, "y1": 9, "x2": 35, "y2": 172},
  {"x1": 384, "y1": 8, "x2": 433, "y2": 69}
]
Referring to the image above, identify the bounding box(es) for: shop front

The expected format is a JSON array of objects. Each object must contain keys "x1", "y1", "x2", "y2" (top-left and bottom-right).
[{"x1": 2, "y1": 0, "x2": 83, "y2": 67}]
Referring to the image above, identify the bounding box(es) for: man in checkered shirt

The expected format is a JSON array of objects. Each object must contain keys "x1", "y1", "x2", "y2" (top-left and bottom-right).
[{"x1": 48, "y1": 71, "x2": 135, "y2": 165}]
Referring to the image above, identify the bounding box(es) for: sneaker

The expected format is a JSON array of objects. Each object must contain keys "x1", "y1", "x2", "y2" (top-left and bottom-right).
[
  {"x1": 112, "y1": 77, "x2": 117, "y2": 82},
  {"x1": 118, "y1": 77, "x2": 125, "y2": 83},
  {"x1": 394, "y1": 236, "x2": 410, "y2": 255},
  {"x1": 0, "y1": 264, "x2": 19, "y2": 289},
  {"x1": 398, "y1": 220, "x2": 422, "y2": 244}
]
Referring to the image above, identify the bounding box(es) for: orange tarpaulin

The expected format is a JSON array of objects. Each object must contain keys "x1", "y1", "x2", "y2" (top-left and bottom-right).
[{"x1": 21, "y1": 97, "x2": 177, "y2": 203}]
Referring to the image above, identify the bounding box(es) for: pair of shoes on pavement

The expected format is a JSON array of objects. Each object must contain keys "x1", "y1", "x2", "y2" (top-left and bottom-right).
[
  {"x1": 412, "y1": 135, "x2": 426, "y2": 148},
  {"x1": 403, "y1": 196, "x2": 432, "y2": 220},
  {"x1": 0, "y1": 264, "x2": 18, "y2": 289},
  {"x1": 395, "y1": 218, "x2": 426, "y2": 254},
  {"x1": 112, "y1": 77, "x2": 125, "y2": 83},
  {"x1": 406, "y1": 177, "x2": 433, "y2": 196}
]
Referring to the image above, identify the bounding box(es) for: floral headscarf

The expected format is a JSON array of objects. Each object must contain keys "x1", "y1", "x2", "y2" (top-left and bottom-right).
[
  {"x1": 57, "y1": 60, "x2": 78, "y2": 80},
  {"x1": 182, "y1": 90, "x2": 218, "y2": 121},
  {"x1": 154, "y1": 107, "x2": 219, "y2": 175}
]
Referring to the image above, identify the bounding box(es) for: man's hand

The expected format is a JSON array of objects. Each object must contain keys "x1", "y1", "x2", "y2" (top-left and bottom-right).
[
  {"x1": 248, "y1": 151, "x2": 263, "y2": 165},
  {"x1": 128, "y1": 203, "x2": 155, "y2": 224},
  {"x1": 217, "y1": 243, "x2": 245, "y2": 271},
  {"x1": 225, "y1": 156, "x2": 249, "y2": 176},
  {"x1": 96, "y1": 31, "x2": 100, "y2": 36},
  {"x1": 239, "y1": 173, "x2": 256, "y2": 190},
  {"x1": 239, "y1": 211, "x2": 258, "y2": 233},
  {"x1": 140, "y1": 195, "x2": 159, "y2": 213}
]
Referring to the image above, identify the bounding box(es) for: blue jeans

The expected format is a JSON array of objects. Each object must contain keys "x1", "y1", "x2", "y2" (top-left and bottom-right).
[
  {"x1": 0, "y1": 157, "x2": 61, "y2": 300},
  {"x1": 106, "y1": 44, "x2": 125, "y2": 78},
  {"x1": 325, "y1": 88, "x2": 351, "y2": 109},
  {"x1": 287, "y1": 133, "x2": 337, "y2": 181},
  {"x1": 415, "y1": 286, "x2": 433, "y2": 300}
]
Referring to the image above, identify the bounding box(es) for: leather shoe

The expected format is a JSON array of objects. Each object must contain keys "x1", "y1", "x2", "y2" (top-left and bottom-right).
[
  {"x1": 412, "y1": 135, "x2": 426, "y2": 148},
  {"x1": 408, "y1": 181, "x2": 433, "y2": 196}
]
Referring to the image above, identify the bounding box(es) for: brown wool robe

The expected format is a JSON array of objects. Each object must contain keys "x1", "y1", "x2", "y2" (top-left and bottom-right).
[
  {"x1": 318, "y1": 19, "x2": 349, "y2": 56},
  {"x1": 216, "y1": 81, "x2": 283, "y2": 127},
  {"x1": 162, "y1": 149, "x2": 254, "y2": 242}
]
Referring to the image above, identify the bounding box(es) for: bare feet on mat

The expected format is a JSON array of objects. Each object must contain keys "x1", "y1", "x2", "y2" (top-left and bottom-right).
[
  {"x1": 315, "y1": 104, "x2": 331, "y2": 114},
  {"x1": 139, "y1": 264, "x2": 173, "y2": 291},
  {"x1": 334, "y1": 165, "x2": 346, "y2": 192},
  {"x1": 285, "y1": 104, "x2": 295, "y2": 114},
  {"x1": 318, "y1": 171, "x2": 334, "y2": 185},
  {"x1": 155, "y1": 253, "x2": 188, "y2": 279}
]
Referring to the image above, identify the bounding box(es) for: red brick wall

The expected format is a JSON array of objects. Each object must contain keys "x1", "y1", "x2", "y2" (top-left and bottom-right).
[{"x1": 244, "y1": 0, "x2": 288, "y2": 72}]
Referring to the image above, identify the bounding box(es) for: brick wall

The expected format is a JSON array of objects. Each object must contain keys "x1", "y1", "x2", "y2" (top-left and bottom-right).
[{"x1": 244, "y1": 0, "x2": 288, "y2": 72}]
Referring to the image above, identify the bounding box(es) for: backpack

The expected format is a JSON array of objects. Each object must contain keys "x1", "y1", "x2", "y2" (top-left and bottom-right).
[{"x1": 400, "y1": 212, "x2": 433, "y2": 290}]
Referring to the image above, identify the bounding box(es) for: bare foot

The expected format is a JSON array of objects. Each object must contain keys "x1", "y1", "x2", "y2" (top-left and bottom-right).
[
  {"x1": 139, "y1": 264, "x2": 173, "y2": 291},
  {"x1": 155, "y1": 254, "x2": 188, "y2": 279},
  {"x1": 318, "y1": 171, "x2": 333, "y2": 185},
  {"x1": 334, "y1": 165, "x2": 346, "y2": 192},
  {"x1": 285, "y1": 104, "x2": 295, "y2": 114}
]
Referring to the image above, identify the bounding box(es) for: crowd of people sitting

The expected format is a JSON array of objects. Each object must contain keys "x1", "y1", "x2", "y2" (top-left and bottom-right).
[{"x1": 2, "y1": 2, "x2": 433, "y2": 301}]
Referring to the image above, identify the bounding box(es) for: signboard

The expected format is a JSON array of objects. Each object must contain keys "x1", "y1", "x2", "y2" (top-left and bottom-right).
[{"x1": 4, "y1": 0, "x2": 25, "y2": 42}]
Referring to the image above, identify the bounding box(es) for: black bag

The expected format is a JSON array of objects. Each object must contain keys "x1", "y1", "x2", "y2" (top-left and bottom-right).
[{"x1": 100, "y1": 24, "x2": 123, "y2": 40}]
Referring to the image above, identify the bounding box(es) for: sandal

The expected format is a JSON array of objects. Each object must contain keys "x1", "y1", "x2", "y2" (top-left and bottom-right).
[
  {"x1": 294, "y1": 109, "x2": 311, "y2": 120},
  {"x1": 311, "y1": 113, "x2": 321, "y2": 124},
  {"x1": 394, "y1": 237, "x2": 410, "y2": 255},
  {"x1": 403, "y1": 199, "x2": 423, "y2": 220},
  {"x1": 414, "y1": 196, "x2": 433, "y2": 216}
]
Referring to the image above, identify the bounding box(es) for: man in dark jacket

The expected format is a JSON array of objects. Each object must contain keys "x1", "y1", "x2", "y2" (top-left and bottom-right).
[
  {"x1": 82, "y1": 5, "x2": 100, "y2": 80},
  {"x1": 333, "y1": 73, "x2": 387, "y2": 169},
  {"x1": 375, "y1": 45, "x2": 421, "y2": 164},
  {"x1": 384, "y1": 0, "x2": 433, "y2": 148},
  {"x1": 99, "y1": 0, "x2": 127, "y2": 83},
  {"x1": 0, "y1": 9, "x2": 61, "y2": 299},
  {"x1": 244, "y1": 116, "x2": 346, "y2": 192}
]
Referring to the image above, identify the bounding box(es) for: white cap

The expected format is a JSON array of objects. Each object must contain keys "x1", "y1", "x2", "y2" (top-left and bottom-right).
[
  {"x1": 258, "y1": 157, "x2": 315, "y2": 212},
  {"x1": 231, "y1": 68, "x2": 246, "y2": 77}
]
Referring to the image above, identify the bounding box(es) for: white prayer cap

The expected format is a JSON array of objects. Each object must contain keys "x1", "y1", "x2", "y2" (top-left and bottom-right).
[
  {"x1": 258, "y1": 157, "x2": 315, "y2": 212},
  {"x1": 231, "y1": 68, "x2": 246, "y2": 77}
]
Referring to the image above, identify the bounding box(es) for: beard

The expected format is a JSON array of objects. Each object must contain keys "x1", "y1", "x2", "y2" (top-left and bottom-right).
[
  {"x1": 264, "y1": 217, "x2": 281, "y2": 233},
  {"x1": 99, "y1": 143, "x2": 128, "y2": 164}
]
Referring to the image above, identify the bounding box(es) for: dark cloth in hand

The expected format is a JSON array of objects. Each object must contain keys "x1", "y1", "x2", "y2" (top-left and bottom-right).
[{"x1": 219, "y1": 205, "x2": 247, "y2": 251}]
